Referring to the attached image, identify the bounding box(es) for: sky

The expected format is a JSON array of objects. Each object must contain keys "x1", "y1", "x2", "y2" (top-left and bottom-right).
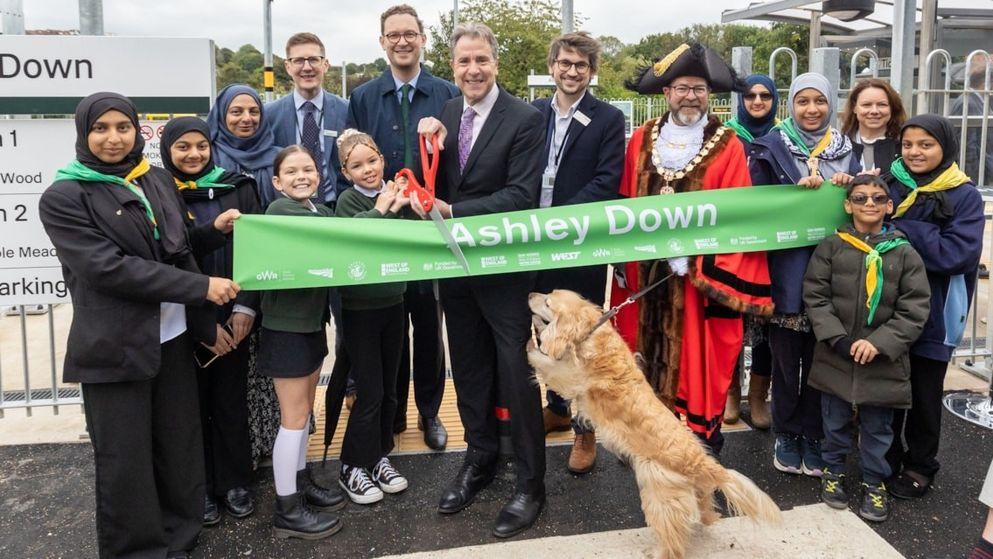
[{"x1": 23, "y1": 0, "x2": 754, "y2": 63}]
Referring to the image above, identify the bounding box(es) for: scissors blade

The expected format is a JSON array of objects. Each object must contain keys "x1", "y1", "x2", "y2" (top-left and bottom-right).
[{"x1": 428, "y1": 206, "x2": 471, "y2": 275}]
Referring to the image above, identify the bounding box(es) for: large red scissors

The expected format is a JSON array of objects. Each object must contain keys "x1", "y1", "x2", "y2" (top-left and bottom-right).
[{"x1": 395, "y1": 134, "x2": 470, "y2": 274}]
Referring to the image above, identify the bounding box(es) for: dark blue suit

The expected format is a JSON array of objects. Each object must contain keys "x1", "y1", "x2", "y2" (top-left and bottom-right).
[
  {"x1": 531, "y1": 91, "x2": 625, "y2": 430},
  {"x1": 267, "y1": 89, "x2": 349, "y2": 202},
  {"x1": 346, "y1": 67, "x2": 459, "y2": 427}
]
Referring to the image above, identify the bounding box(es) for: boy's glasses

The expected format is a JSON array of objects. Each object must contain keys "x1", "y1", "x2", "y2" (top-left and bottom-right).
[{"x1": 848, "y1": 193, "x2": 890, "y2": 205}]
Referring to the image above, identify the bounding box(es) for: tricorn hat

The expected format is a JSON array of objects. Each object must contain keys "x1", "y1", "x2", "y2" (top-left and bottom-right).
[{"x1": 626, "y1": 43, "x2": 745, "y2": 94}]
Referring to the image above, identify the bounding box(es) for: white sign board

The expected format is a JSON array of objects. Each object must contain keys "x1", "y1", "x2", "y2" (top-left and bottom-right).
[
  {"x1": 0, "y1": 35, "x2": 214, "y2": 114},
  {"x1": 0, "y1": 118, "x2": 175, "y2": 304}
]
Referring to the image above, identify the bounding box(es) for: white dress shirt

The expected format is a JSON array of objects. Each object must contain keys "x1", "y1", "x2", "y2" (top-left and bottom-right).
[{"x1": 462, "y1": 84, "x2": 500, "y2": 150}]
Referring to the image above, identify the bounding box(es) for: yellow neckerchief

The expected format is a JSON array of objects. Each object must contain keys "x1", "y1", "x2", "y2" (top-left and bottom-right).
[
  {"x1": 893, "y1": 162, "x2": 971, "y2": 218},
  {"x1": 836, "y1": 230, "x2": 909, "y2": 324}
]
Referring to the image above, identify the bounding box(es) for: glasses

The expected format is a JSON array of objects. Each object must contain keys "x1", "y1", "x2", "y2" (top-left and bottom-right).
[
  {"x1": 671, "y1": 85, "x2": 709, "y2": 98},
  {"x1": 287, "y1": 56, "x2": 325, "y2": 68},
  {"x1": 384, "y1": 31, "x2": 422, "y2": 44},
  {"x1": 744, "y1": 92, "x2": 774, "y2": 101},
  {"x1": 555, "y1": 59, "x2": 590, "y2": 74},
  {"x1": 848, "y1": 193, "x2": 890, "y2": 205}
]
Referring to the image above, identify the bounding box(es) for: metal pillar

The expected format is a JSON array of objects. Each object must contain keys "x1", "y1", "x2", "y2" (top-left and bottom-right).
[
  {"x1": 0, "y1": 0, "x2": 25, "y2": 34},
  {"x1": 453, "y1": 0, "x2": 459, "y2": 28},
  {"x1": 731, "y1": 47, "x2": 753, "y2": 115},
  {"x1": 341, "y1": 62, "x2": 347, "y2": 99},
  {"x1": 262, "y1": 0, "x2": 274, "y2": 102},
  {"x1": 562, "y1": 0, "x2": 573, "y2": 34},
  {"x1": 808, "y1": 11, "x2": 822, "y2": 61},
  {"x1": 891, "y1": 0, "x2": 916, "y2": 112},
  {"x1": 916, "y1": 0, "x2": 939, "y2": 113},
  {"x1": 78, "y1": 0, "x2": 103, "y2": 35},
  {"x1": 810, "y1": 47, "x2": 841, "y2": 114}
]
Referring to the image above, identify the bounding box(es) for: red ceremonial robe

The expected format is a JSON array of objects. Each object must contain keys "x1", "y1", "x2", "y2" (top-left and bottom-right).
[{"x1": 610, "y1": 115, "x2": 773, "y2": 436}]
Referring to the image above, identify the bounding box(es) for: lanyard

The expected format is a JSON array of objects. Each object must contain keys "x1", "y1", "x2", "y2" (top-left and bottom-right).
[{"x1": 547, "y1": 108, "x2": 572, "y2": 169}]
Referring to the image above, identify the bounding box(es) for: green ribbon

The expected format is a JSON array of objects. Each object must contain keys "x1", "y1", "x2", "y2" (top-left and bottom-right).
[
  {"x1": 233, "y1": 184, "x2": 851, "y2": 290},
  {"x1": 54, "y1": 159, "x2": 160, "y2": 240},
  {"x1": 724, "y1": 118, "x2": 754, "y2": 143}
]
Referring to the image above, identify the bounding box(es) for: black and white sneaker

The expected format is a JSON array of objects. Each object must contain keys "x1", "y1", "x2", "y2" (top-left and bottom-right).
[
  {"x1": 372, "y1": 457, "x2": 409, "y2": 494},
  {"x1": 339, "y1": 464, "x2": 383, "y2": 505}
]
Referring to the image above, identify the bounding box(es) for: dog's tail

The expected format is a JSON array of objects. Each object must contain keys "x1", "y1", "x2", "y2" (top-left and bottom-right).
[{"x1": 718, "y1": 469, "x2": 782, "y2": 525}]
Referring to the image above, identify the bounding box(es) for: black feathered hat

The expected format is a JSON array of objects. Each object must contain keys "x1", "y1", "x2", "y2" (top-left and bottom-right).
[{"x1": 626, "y1": 43, "x2": 746, "y2": 94}]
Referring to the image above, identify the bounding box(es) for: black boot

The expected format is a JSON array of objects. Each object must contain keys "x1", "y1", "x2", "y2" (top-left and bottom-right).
[
  {"x1": 298, "y1": 467, "x2": 347, "y2": 511},
  {"x1": 272, "y1": 492, "x2": 342, "y2": 540}
]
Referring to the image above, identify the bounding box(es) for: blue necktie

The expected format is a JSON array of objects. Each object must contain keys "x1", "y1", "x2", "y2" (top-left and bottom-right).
[{"x1": 301, "y1": 101, "x2": 325, "y2": 200}]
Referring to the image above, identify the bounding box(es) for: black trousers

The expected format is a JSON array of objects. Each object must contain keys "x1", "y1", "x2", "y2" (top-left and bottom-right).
[
  {"x1": 768, "y1": 326, "x2": 823, "y2": 440},
  {"x1": 441, "y1": 274, "x2": 545, "y2": 494},
  {"x1": 82, "y1": 334, "x2": 204, "y2": 559},
  {"x1": 197, "y1": 339, "x2": 252, "y2": 496},
  {"x1": 339, "y1": 303, "x2": 404, "y2": 469},
  {"x1": 750, "y1": 336, "x2": 773, "y2": 378},
  {"x1": 886, "y1": 354, "x2": 948, "y2": 479},
  {"x1": 395, "y1": 282, "x2": 446, "y2": 424}
]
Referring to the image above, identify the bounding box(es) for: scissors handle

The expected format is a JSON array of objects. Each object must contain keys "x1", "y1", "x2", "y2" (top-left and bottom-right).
[
  {"x1": 395, "y1": 168, "x2": 434, "y2": 213},
  {"x1": 419, "y1": 134, "x2": 440, "y2": 191}
]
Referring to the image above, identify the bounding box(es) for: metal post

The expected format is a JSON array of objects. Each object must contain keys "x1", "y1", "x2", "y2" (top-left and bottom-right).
[
  {"x1": 1, "y1": 0, "x2": 25, "y2": 34},
  {"x1": 453, "y1": 0, "x2": 459, "y2": 28},
  {"x1": 808, "y1": 11, "x2": 822, "y2": 60},
  {"x1": 810, "y1": 47, "x2": 841, "y2": 116},
  {"x1": 78, "y1": 0, "x2": 103, "y2": 35},
  {"x1": 341, "y1": 62, "x2": 347, "y2": 98},
  {"x1": 19, "y1": 307, "x2": 31, "y2": 416},
  {"x1": 916, "y1": 0, "x2": 938, "y2": 113},
  {"x1": 562, "y1": 0, "x2": 573, "y2": 34},
  {"x1": 891, "y1": 0, "x2": 916, "y2": 112},
  {"x1": 731, "y1": 47, "x2": 753, "y2": 116},
  {"x1": 48, "y1": 304, "x2": 59, "y2": 415},
  {"x1": 262, "y1": 0, "x2": 274, "y2": 103}
]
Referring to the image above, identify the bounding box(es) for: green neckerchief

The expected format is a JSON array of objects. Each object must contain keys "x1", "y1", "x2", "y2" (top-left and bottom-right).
[
  {"x1": 836, "y1": 230, "x2": 910, "y2": 324},
  {"x1": 174, "y1": 166, "x2": 235, "y2": 191},
  {"x1": 54, "y1": 158, "x2": 159, "y2": 240},
  {"x1": 889, "y1": 158, "x2": 916, "y2": 190},
  {"x1": 724, "y1": 118, "x2": 754, "y2": 143}
]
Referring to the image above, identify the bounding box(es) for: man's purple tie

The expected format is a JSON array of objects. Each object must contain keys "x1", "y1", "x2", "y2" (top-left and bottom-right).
[{"x1": 458, "y1": 106, "x2": 475, "y2": 173}]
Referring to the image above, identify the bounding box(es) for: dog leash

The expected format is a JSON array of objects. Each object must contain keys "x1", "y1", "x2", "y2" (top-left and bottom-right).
[{"x1": 580, "y1": 271, "x2": 674, "y2": 342}]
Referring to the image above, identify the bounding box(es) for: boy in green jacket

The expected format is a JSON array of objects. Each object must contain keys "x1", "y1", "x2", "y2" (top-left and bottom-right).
[{"x1": 803, "y1": 174, "x2": 930, "y2": 523}]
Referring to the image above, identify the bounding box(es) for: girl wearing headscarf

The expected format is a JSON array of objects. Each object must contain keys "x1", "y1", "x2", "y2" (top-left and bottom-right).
[
  {"x1": 208, "y1": 84, "x2": 282, "y2": 207},
  {"x1": 883, "y1": 114, "x2": 984, "y2": 499},
  {"x1": 748, "y1": 73, "x2": 863, "y2": 480},
  {"x1": 39, "y1": 92, "x2": 241, "y2": 559},
  {"x1": 723, "y1": 74, "x2": 780, "y2": 429},
  {"x1": 161, "y1": 117, "x2": 264, "y2": 526},
  {"x1": 842, "y1": 78, "x2": 906, "y2": 173}
]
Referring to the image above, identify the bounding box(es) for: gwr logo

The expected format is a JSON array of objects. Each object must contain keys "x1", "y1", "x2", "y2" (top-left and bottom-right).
[
  {"x1": 550, "y1": 252, "x2": 580, "y2": 262},
  {"x1": 256, "y1": 270, "x2": 279, "y2": 281}
]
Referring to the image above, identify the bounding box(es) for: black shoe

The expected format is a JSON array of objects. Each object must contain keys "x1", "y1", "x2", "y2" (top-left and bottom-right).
[
  {"x1": 166, "y1": 552, "x2": 190, "y2": 559},
  {"x1": 820, "y1": 468, "x2": 848, "y2": 510},
  {"x1": 298, "y1": 467, "x2": 347, "y2": 511},
  {"x1": 492, "y1": 491, "x2": 545, "y2": 538},
  {"x1": 223, "y1": 486, "x2": 255, "y2": 518},
  {"x1": 888, "y1": 471, "x2": 930, "y2": 500},
  {"x1": 859, "y1": 482, "x2": 891, "y2": 522},
  {"x1": 438, "y1": 462, "x2": 495, "y2": 514},
  {"x1": 419, "y1": 415, "x2": 448, "y2": 451},
  {"x1": 272, "y1": 492, "x2": 342, "y2": 540},
  {"x1": 203, "y1": 494, "x2": 220, "y2": 526},
  {"x1": 394, "y1": 412, "x2": 408, "y2": 434}
]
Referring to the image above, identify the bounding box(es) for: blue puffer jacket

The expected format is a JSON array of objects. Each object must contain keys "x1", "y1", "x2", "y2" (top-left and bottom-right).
[
  {"x1": 748, "y1": 133, "x2": 863, "y2": 314},
  {"x1": 887, "y1": 178, "x2": 985, "y2": 362}
]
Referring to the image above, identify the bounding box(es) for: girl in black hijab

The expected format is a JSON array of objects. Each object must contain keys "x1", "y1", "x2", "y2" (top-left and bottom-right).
[
  {"x1": 39, "y1": 92, "x2": 241, "y2": 559},
  {"x1": 883, "y1": 114, "x2": 984, "y2": 499},
  {"x1": 160, "y1": 116, "x2": 264, "y2": 526}
]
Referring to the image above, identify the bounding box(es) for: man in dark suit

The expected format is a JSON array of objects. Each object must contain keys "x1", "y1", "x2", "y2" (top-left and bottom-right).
[
  {"x1": 267, "y1": 32, "x2": 349, "y2": 206},
  {"x1": 414, "y1": 22, "x2": 546, "y2": 538},
  {"x1": 346, "y1": 5, "x2": 459, "y2": 450},
  {"x1": 531, "y1": 32, "x2": 625, "y2": 475}
]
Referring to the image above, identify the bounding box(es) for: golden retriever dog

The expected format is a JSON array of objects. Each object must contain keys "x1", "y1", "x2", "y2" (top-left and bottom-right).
[{"x1": 527, "y1": 289, "x2": 781, "y2": 559}]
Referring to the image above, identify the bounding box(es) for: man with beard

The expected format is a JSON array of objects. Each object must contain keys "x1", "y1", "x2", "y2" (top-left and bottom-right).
[{"x1": 610, "y1": 43, "x2": 773, "y2": 454}]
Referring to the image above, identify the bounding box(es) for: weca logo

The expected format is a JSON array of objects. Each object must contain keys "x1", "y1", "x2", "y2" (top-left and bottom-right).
[
  {"x1": 256, "y1": 270, "x2": 278, "y2": 281},
  {"x1": 550, "y1": 252, "x2": 580, "y2": 262}
]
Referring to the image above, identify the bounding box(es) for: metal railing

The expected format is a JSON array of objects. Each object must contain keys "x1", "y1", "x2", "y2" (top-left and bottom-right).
[{"x1": 0, "y1": 305, "x2": 81, "y2": 417}]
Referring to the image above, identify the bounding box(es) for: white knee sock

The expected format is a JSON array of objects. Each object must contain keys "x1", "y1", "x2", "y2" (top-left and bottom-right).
[
  {"x1": 297, "y1": 416, "x2": 311, "y2": 472},
  {"x1": 273, "y1": 426, "x2": 305, "y2": 496}
]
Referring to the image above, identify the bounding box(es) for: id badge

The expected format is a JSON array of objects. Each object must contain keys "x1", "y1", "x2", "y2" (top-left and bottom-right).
[{"x1": 540, "y1": 172, "x2": 555, "y2": 209}]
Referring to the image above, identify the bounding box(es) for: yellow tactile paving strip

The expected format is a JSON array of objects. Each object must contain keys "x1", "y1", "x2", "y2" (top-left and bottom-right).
[{"x1": 308, "y1": 380, "x2": 751, "y2": 460}]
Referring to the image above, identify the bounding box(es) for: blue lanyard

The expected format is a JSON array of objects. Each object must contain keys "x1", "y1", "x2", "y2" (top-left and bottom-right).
[{"x1": 547, "y1": 109, "x2": 571, "y2": 167}]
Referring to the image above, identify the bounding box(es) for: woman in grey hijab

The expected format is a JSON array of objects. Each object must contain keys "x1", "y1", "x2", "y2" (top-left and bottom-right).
[{"x1": 746, "y1": 72, "x2": 865, "y2": 482}]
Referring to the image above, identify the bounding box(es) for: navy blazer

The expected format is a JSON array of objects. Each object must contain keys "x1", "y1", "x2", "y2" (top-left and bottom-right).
[
  {"x1": 267, "y1": 89, "x2": 349, "y2": 201},
  {"x1": 347, "y1": 67, "x2": 459, "y2": 183},
  {"x1": 531, "y1": 91, "x2": 625, "y2": 206}
]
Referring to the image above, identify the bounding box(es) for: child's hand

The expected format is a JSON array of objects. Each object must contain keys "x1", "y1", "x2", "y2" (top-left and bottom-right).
[
  {"x1": 850, "y1": 339, "x2": 879, "y2": 364},
  {"x1": 390, "y1": 189, "x2": 411, "y2": 213},
  {"x1": 798, "y1": 175, "x2": 824, "y2": 189},
  {"x1": 374, "y1": 184, "x2": 397, "y2": 214}
]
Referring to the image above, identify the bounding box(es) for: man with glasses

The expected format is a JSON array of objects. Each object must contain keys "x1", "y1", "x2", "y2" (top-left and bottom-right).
[
  {"x1": 609, "y1": 43, "x2": 773, "y2": 456},
  {"x1": 346, "y1": 4, "x2": 460, "y2": 451},
  {"x1": 531, "y1": 32, "x2": 625, "y2": 475},
  {"x1": 269, "y1": 32, "x2": 349, "y2": 206}
]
